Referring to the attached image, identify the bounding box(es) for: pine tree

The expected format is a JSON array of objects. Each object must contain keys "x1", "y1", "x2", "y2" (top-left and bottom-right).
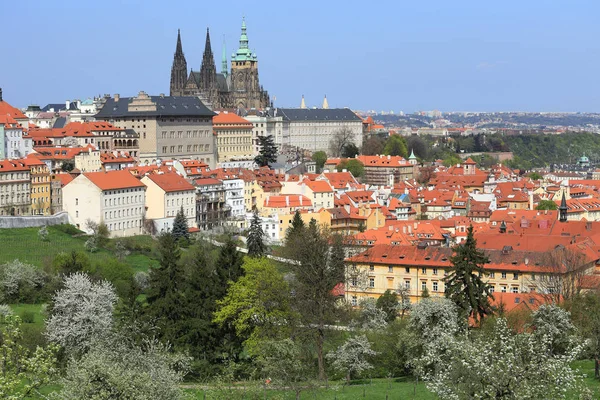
[
  {"x1": 285, "y1": 210, "x2": 305, "y2": 244},
  {"x1": 445, "y1": 225, "x2": 493, "y2": 324},
  {"x1": 216, "y1": 235, "x2": 244, "y2": 282},
  {"x1": 172, "y1": 206, "x2": 189, "y2": 243},
  {"x1": 145, "y1": 232, "x2": 186, "y2": 342},
  {"x1": 247, "y1": 211, "x2": 266, "y2": 258},
  {"x1": 254, "y1": 135, "x2": 277, "y2": 167}
]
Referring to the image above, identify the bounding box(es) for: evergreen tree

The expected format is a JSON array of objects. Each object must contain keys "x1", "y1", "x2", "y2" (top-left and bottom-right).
[
  {"x1": 172, "y1": 206, "x2": 189, "y2": 243},
  {"x1": 445, "y1": 225, "x2": 493, "y2": 324},
  {"x1": 254, "y1": 135, "x2": 277, "y2": 167},
  {"x1": 145, "y1": 232, "x2": 186, "y2": 342},
  {"x1": 216, "y1": 235, "x2": 244, "y2": 282},
  {"x1": 285, "y1": 210, "x2": 305, "y2": 244},
  {"x1": 247, "y1": 211, "x2": 266, "y2": 258}
]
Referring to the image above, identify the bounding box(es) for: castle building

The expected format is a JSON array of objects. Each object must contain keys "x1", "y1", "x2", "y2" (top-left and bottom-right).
[{"x1": 170, "y1": 19, "x2": 270, "y2": 110}]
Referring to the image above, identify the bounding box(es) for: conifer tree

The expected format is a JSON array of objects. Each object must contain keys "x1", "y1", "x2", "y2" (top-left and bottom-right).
[
  {"x1": 216, "y1": 235, "x2": 244, "y2": 282},
  {"x1": 254, "y1": 135, "x2": 278, "y2": 167},
  {"x1": 247, "y1": 211, "x2": 266, "y2": 258},
  {"x1": 172, "y1": 206, "x2": 189, "y2": 242},
  {"x1": 445, "y1": 225, "x2": 493, "y2": 324},
  {"x1": 285, "y1": 210, "x2": 305, "y2": 244}
]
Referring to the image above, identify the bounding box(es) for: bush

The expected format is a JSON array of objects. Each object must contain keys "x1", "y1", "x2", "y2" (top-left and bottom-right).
[
  {"x1": 20, "y1": 310, "x2": 35, "y2": 324},
  {"x1": 54, "y1": 224, "x2": 82, "y2": 236},
  {"x1": 0, "y1": 260, "x2": 48, "y2": 303}
]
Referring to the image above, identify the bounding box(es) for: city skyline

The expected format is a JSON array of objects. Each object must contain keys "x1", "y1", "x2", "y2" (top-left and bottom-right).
[{"x1": 1, "y1": 0, "x2": 599, "y2": 112}]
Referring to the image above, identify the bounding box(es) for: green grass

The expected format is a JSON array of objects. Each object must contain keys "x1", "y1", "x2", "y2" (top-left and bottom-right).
[
  {"x1": 0, "y1": 226, "x2": 158, "y2": 272},
  {"x1": 10, "y1": 304, "x2": 45, "y2": 328}
]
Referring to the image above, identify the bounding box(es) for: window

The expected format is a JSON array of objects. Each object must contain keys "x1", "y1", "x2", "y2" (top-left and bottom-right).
[
  {"x1": 421, "y1": 268, "x2": 426, "y2": 274},
  {"x1": 489, "y1": 285, "x2": 495, "y2": 293},
  {"x1": 432, "y1": 281, "x2": 438, "y2": 292},
  {"x1": 351, "y1": 277, "x2": 357, "y2": 286},
  {"x1": 75, "y1": 198, "x2": 78, "y2": 205},
  {"x1": 404, "y1": 280, "x2": 410, "y2": 290},
  {"x1": 511, "y1": 287, "x2": 519, "y2": 293},
  {"x1": 531, "y1": 273, "x2": 536, "y2": 281},
  {"x1": 75, "y1": 211, "x2": 79, "y2": 218},
  {"x1": 351, "y1": 296, "x2": 357, "y2": 306},
  {"x1": 501, "y1": 272, "x2": 507, "y2": 279},
  {"x1": 489, "y1": 272, "x2": 495, "y2": 278},
  {"x1": 369, "y1": 278, "x2": 375, "y2": 288},
  {"x1": 388, "y1": 266, "x2": 393, "y2": 273},
  {"x1": 501, "y1": 286, "x2": 507, "y2": 293},
  {"x1": 369, "y1": 265, "x2": 374, "y2": 271},
  {"x1": 513, "y1": 273, "x2": 519, "y2": 280},
  {"x1": 421, "y1": 281, "x2": 427, "y2": 291},
  {"x1": 433, "y1": 268, "x2": 438, "y2": 275},
  {"x1": 405, "y1": 267, "x2": 410, "y2": 273}
]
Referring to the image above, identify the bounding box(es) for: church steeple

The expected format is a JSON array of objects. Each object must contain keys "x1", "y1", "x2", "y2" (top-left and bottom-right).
[
  {"x1": 221, "y1": 36, "x2": 228, "y2": 77},
  {"x1": 300, "y1": 95, "x2": 306, "y2": 109},
  {"x1": 232, "y1": 17, "x2": 256, "y2": 62},
  {"x1": 559, "y1": 191, "x2": 568, "y2": 222},
  {"x1": 322, "y1": 95, "x2": 329, "y2": 109},
  {"x1": 199, "y1": 28, "x2": 218, "y2": 108},
  {"x1": 170, "y1": 29, "x2": 188, "y2": 96}
]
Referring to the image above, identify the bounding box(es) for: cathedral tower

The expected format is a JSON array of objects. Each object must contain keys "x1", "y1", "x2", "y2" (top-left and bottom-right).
[
  {"x1": 170, "y1": 29, "x2": 188, "y2": 96},
  {"x1": 199, "y1": 28, "x2": 219, "y2": 108}
]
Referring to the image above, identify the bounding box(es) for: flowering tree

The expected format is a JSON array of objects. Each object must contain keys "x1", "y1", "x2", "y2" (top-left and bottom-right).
[
  {"x1": 45, "y1": 273, "x2": 117, "y2": 354},
  {"x1": 326, "y1": 335, "x2": 377, "y2": 383},
  {"x1": 355, "y1": 298, "x2": 388, "y2": 331}
]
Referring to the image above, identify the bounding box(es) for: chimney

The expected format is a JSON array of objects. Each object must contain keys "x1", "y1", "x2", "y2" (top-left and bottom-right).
[
  {"x1": 0, "y1": 87, "x2": 3, "y2": 101},
  {"x1": 114, "y1": 94, "x2": 120, "y2": 102},
  {"x1": 529, "y1": 192, "x2": 533, "y2": 210},
  {"x1": 65, "y1": 100, "x2": 70, "y2": 110},
  {"x1": 286, "y1": 196, "x2": 289, "y2": 207}
]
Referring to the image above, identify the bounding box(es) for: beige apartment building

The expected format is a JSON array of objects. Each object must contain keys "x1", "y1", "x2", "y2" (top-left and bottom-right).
[
  {"x1": 213, "y1": 112, "x2": 253, "y2": 163},
  {"x1": 63, "y1": 170, "x2": 146, "y2": 237},
  {"x1": 0, "y1": 159, "x2": 31, "y2": 216},
  {"x1": 140, "y1": 172, "x2": 196, "y2": 228},
  {"x1": 95, "y1": 92, "x2": 217, "y2": 167}
]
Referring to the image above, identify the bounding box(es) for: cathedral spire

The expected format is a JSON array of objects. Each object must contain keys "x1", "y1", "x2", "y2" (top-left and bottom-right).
[
  {"x1": 199, "y1": 27, "x2": 218, "y2": 108},
  {"x1": 559, "y1": 191, "x2": 568, "y2": 222},
  {"x1": 300, "y1": 95, "x2": 306, "y2": 109},
  {"x1": 240, "y1": 17, "x2": 248, "y2": 50},
  {"x1": 221, "y1": 35, "x2": 228, "y2": 77},
  {"x1": 322, "y1": 95, "x2": 329, "y2": 109},
  {"x1": 170, "y1": 29, "x2": 188, "y2": 96}
]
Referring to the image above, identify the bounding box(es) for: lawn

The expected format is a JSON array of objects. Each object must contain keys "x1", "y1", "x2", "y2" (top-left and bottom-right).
[
  {"x1": 0, "y1": 226, "x2": 158, "y2": 272},
  {"x1": 10, "y1": 304, "x2": 45, "y2": 328}
]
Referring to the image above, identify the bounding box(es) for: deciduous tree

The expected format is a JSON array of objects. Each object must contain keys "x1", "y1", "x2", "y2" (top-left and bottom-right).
[
  {"x1": 326, "y1": 335, "x2": 377, "y2": 383},
  {"x1": 329, "y1": 127, "x2": 356, "y2": 158}
]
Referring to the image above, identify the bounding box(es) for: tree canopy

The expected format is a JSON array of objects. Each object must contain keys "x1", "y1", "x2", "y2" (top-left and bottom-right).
[{"x1": 255, "y1": 135, "x2": 278, "y2": 167}]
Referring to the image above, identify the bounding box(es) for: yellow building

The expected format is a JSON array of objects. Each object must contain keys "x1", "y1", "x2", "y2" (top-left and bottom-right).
[
  {"x1": 25, "y1": 155, "x2": 51, "y2": 215},
  {"x1": 278, "y1": 209, "x2": 332, "y2": 236},
  {"x1": 213, "y1": 112, "x2": 253, "y2": 163}
]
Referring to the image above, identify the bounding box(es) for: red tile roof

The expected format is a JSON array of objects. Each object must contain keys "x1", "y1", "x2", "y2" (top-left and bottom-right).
[
  {"x1": 213, "y1": 112, "x2": 253, "y2": 127},
  {"x1": 0, "y1": 159, "x2": 30, "y2": 172},
  {"x1": 0, "y1": 101, "x2": 26, "y2": 120},
  {"x1": 264, "y1": 195, "x2": 312, "y2": 208},
  {"x1": 305, "y1": 180, "x2": 334, "y2": 193},
  {"x1": 195, "y1": 178, "x2": 223, "y2": 186},
  {"x1": 83, "y1": 170, "x2": 145, "y2": 191},
  {"x1": 144, "y1": 172, "x2": 195, "y2": 192}
]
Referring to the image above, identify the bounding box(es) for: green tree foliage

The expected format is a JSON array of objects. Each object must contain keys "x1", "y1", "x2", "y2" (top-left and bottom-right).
[
  {"x1": 216, "y1": 235, "x2": 244, "y2": 283},
  {"x1": 361, "y1": 136, "x2": 385, "y2": 156},
  {"x1": 442, "y1": 154, "x2": 462, "y2": 167},
  {"x1": 247, "y1": 211, "x2": 266, "y2": 258},
  {"x1": 0, "y1": 315, "x2": 58, "y2": 400},
  {"x1": 536, "y1": 199, "x2": 558, "y2": 210},
  {"x1": 51, "y1": 251, "x2": 91, "y2": 275},
  {"x1": 341, "y1": 143, "x2": 360, "y2": 158},
  {"x1": 254, "y1": 339, "x2": 308, "y2": 398},
  {"x1": 445, "y1": 226, "x2": 493, "y2": 324},
  {"x1": 144, "y1": 232, "x2": 185, "y2": 342},
  {"x1": 407, "y1": 135, "x2": 428, "y2": 159},
  {"x1": 326, "y1": 335, "x2": 377, "y2": 383},
  {"x1": 568, "y1": 292, "x2": 600, "y2": 378},
  {"x1": 56, "y1": 334, "x2": 190, "y2": 400},
  {"x1": 376, "y1": 289, "x2": 399, "y2": 323},
  {"x1": 60, "y1": 160, "x2": 74, "y2": 172},
  {"x1": 311, "y1": 151, "x2": 327, "y2": 172},
  {"x1": 528, "y1": 171, "x2": 543, "y2": 180},
  {"x1": 285, "y1": 223, "x2": 346, "y2": 380},
  {"x1": 383, "y1": 135, "x2": 408, "y2": 157},
  {"x1": 171, "y1": 206, "x2": 190, "y2": 243},
  {"x1": 255, "y1": 135, "x2": 278, "y2": 167},
  {"x1": 285, "y1": 210, "x2": 305, "y2": 244},
  {"x1": 336, "y1": 159, "x2": 364, "y2": 178},
  {"x1": 214, "y1": 257, "x2": 293, "y2": 354}
]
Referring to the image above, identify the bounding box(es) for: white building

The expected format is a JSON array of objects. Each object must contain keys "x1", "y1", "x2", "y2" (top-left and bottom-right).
[
  {"x1": 277, "y1": 108, "x2": 363, "y2": 153},
  {"x1": 0, "y1": 116, "x2": 32, "y2": 159},
  {"x1": 244, "y1": 112, "x2": 286, "y2": 153},
  {"x1": 63, "y1": 170, "x2": 146, "y2": 237},
  {"x1": 222, "y1": 178, "x2": 245, "y2": 218},
  {"x1": 140, "y1": 172, "x2": 196, "y2": 228}
]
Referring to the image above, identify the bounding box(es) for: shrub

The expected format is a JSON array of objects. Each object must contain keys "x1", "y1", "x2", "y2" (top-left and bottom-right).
[
  {"x1": 38, "y1": 225, "x2": 49, "y2": 242},
  {"x1": 54, "y1": 224, "x2": 82, "y2": 236},
  {"x1": 0, "y1": 260, "x2": 48, "y2": 303},
  {"x1": 20, "y1": 310, "x2": 35, "y2": 324}
]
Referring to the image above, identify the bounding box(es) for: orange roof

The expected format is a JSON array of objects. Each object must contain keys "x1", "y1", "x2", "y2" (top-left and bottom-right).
[
  {"x1": 305, "y1": 180, "x2": 334, "y2": 193},
  {"x1": 0, "y1": 115, "x2": 22, "y2": 129},
  {"x1": 100, "y1": 152, "x2": 135, "y2": 163},
  {"x1": 195, "y1": 178, "x2": 223, "y2": 186},
  {"x1": 144, "y1": 172, "x2": 195, "y2": 192},
  {"x1": 356, "y1": 155, "x2": 410, "y2": 167},
  {"x1": 0, "y1": 101, "x2": 26, "y2": 120},
  {"x1": 264, "y1": 195, "x2": 312, "y2": 208},
  {"x1": 83, "y1": 170, "x2": 145, "y2": 191},
  {"x1": 34, "y1": 146, "x2": 96, "y2": 160},
  {"x1": 53, "y1": 173, "x2": 74, "y2": 186},
  {"x1": 0, "y1": 159, "x2": 30, "y2": 172},
  {"x1": 213, "y1": 112, "x2": 253, "y2": 127},
  {"x1": 463, "y1": 157, "x2": 477, "y2": 165}
]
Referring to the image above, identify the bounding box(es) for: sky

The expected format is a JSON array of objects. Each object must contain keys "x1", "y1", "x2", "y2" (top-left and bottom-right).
[{"x1": 1, "y1": 0, "x2": 599, "y2": 112}]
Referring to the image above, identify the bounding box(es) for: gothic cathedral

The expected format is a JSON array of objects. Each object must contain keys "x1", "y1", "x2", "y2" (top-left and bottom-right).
[{"x1": 169, "y1": 18, "x2": 270, "y2": 110}]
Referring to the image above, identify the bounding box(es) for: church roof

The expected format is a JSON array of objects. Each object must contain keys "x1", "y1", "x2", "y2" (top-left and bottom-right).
[
  {"x1": 95, "y1": 96, "x2": 214, "y2": 118},
  {"x1": 216, "y1": 73, "x2": 230, "y2": 92},
  {"x1": 277, "y1": 108, "x2": 362, "y2": 122}
]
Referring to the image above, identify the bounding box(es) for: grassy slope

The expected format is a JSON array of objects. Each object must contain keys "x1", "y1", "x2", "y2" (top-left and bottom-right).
[{"x1": 0, "y1": 226, "x2": 157, "y2": 271}]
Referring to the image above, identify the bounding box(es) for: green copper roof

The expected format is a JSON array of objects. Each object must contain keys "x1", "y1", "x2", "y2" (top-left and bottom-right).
[
  {"x1": 409, "y1": 149, "x2": 417, "y2": 159},
  {"x1": 221, "y1": 36, "x2": 228, "y2": 75},
  {"x1": 232, "y1": 17, "x2": 257, "y2": 62}
]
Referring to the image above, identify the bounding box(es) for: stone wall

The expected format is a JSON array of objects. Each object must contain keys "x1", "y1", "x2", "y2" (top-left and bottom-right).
[{"x1": 0, "y1": 212, "x2": 69, "y2": 229}]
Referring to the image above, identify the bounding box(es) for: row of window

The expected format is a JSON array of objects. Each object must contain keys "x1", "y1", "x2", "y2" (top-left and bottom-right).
[
  {"x1": 0, "y1": 173, "x2": 29, "y2": 181},
  {"x1": 369, "y1": 265, "x2": 522, "y2": 280},
  {"x1": 160, "y1": 130, "x2": 210, "y2": 139},
  {"x1": 101, "y1": 195, "x2": 143, "y2": 207},
  {"x1": 103, "y1": 207, "x2": 143, "y2": 219},
  {"x1": 0, "y1": 194, "x2": 30, "y2": 204},
  {"x1": 0, "y1": 184, "x2": 29, "y2": 192},
  {"x1": 167, "y1": 197, "x2": 193, "y2": 207},
  {"x1": 108, "y1": 219, "x2": 140, "y2": 231},
  {"x1": 161, "y1": 144, "x2": 210, "y2": 154}
]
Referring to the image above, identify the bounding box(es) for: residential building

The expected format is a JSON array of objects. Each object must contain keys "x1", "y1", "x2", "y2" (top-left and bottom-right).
[
  {"x1": 222, "y1": 178, "x2": 245, "y2": 218},
  {"x1": 141, "y1": 172, "x2": 196, "y2": 229},
  {"x1": 278, "y1": 108, "x2": 363, "y2": 153},
  {"x1": 0, "y1": 115, "x2": 31, "y2": 159},
  {"x1": 62, "y1": 170, "x2": 146, "y2": 236},
  {"x1": 0, "y1": 159, "x2": 31, "y2": 215},
  {"x1": 0, "y1": 90, "x2": 29, "y2": 128},
  {"x1": 50, "y1": 173, "x2": 73, "y2": 214},
  {"x1": 195, "y1": 178, "x2": 229, "y2": 230},
  {"x1": 74, "y1": 147, "x2": 102, "y2": 172},
  {"x1": 24, "y1": 155, "x2": 52, "y2": 215},
  {"x1": 94, "y1": 91, "x2": 216, "y2": 166},
  {"x1": 261, "y1": 194, "x2": 313, "y2": 216},
  {"x1": 213, "y1": 111, "x2": 253, "y2": 163}
]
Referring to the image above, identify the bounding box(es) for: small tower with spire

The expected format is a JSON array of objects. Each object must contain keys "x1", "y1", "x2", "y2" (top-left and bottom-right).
[
  {"x1": 300, "y1": 95, "x2": 306, "y2": 109},
  {"x1": 322, "y1": 95, "x2": 329, "y2": 109},
  {"x1": 170, "y1": 29, "x2": 188, "y2": 96},
  {"x1": 559, "y1": 191, "x2": 568, "y2": 222},
  {"x1": 408, "y1": 149, "x2": 418, "y2": 165},
  {"x1": 221, "y1": 35, "x2": 228, "y2": 78},
  {"x1": 199, "y1": 28, "x2": 218, "y2": 108}
]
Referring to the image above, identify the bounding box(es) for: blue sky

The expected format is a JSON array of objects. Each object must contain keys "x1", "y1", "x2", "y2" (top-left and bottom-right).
[{"x1": 2, "y1": 0, "x2": 599, "y2": 112}]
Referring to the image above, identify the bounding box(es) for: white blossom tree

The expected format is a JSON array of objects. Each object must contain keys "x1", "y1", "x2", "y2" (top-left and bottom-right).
[
  {"x1": 0, "y1": 260, "x2": 46, "y2": 303},
  {"x1": 45, "y1": 273, "x2": 117, "y2": 354},
  {"x1": 355, "y1": 298, "x2": 388, "y2": 331},
  {"x1": 55, "y1": 335, "x2": 189, "y2": 400},
  {"x1": 326, "y1": 335, "x2": 377, "y2": 383}
]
